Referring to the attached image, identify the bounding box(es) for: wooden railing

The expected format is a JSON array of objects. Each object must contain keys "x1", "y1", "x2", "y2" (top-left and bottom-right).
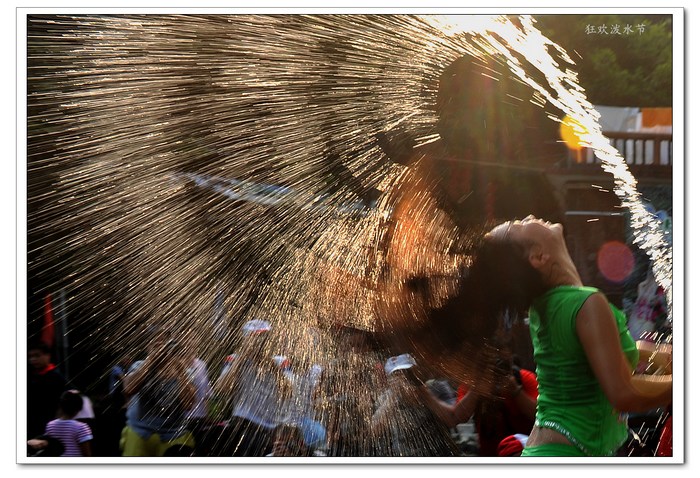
[{"x1": 567, "y1": 131, "x2": 673, "y2": 167}]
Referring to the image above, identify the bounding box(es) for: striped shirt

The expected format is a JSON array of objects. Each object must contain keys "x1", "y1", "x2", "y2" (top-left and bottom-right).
[{"x1": 45, "y1": 419, "x2": 93, "y2": 456}]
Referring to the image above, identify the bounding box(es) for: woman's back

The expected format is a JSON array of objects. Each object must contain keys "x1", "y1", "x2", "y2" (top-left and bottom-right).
[{"x1": 529, "y1": 285, "x2": 638, "y2": 456}]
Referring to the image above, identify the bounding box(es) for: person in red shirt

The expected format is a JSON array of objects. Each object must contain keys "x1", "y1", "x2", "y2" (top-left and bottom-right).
[
  {"x1": 27, "y1": 341, "x2": 66, "y2": 440},
  {"x1": 656, "y1": 411, "x2": 672, "y2": 456},
  {"x1": 421, "y1": 353, "x2": 538, "y2": 456}
]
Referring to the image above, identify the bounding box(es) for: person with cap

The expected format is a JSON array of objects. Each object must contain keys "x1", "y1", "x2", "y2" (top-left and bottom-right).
[
  {"x1": 212, "y1": 319, "x2": 291, "y2": 456},
  {"x1": 371, "y1": 354, "x2": 461, "y2": 457}
]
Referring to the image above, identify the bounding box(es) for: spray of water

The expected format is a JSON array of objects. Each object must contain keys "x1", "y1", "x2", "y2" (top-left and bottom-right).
[{"x1": 26, "y1": 13, "x2": 671, "y2": 457}]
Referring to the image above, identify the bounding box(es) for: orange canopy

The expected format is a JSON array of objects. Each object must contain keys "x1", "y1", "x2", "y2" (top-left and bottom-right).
[{"x1": 641, "y1": 107, "x2": 672, "y2": 128}]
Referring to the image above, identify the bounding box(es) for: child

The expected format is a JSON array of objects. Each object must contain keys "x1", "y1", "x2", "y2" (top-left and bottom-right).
[{"x1": 31, "y1": 390, "x2": 94, "y2": 457}]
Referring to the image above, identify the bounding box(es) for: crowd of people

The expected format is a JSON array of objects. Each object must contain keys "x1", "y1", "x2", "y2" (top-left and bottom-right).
[
  {"x1": 26, "y1": 216, "x2": 673, "y2": 459},
  {"x1": 26, "y1": 322, "x2": 535, "y2": 458}
]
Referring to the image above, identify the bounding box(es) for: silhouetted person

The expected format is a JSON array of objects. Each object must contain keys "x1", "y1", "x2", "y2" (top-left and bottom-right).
[{"x1": 27, "y1": 341, "x2": 66, "y2": 440}]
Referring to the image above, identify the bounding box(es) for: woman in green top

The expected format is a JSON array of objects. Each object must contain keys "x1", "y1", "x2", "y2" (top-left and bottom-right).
[{"x1": 478, "y1": 215, "x2": 672, "y2": 456}]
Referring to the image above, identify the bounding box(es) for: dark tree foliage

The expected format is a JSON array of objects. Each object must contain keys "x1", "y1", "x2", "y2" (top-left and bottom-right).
[{"x1": 534, "y1": 14, "x2": 673, "y2": 107}]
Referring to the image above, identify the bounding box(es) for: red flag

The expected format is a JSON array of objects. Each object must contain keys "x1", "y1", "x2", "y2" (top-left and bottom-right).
[{"x1": 41, "y1": 293, "x2": 55, "y2": 348}]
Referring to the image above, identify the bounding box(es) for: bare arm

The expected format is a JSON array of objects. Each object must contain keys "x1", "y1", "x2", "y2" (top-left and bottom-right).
[
  {"x1": 503, "y1": 374, "x2": 537, "y2": 420},
  {"x1": 123, "y1": 358, "x2": 155, "y2": 396},
  {"x1": 370, "y1": 392, "x2": 395, "y2": 436},
  {"x1": 173, "y1": 358, "x2": 196, "y2": 411},
  {"x1": 27, "y1": 438, "x2": 48, "y2": 449},
  {"x1": 212, "y1": 357, "x2": 244, "y2": 397},
  {"x1": 416, "y1": 384, "x2": 480, "y2": 428},
  {"x1": 576, "y1": 293, "x2": 672, "y2": 413},
  {"x1": 636, "y1": 340, "x2": 672, "y2": 374}
]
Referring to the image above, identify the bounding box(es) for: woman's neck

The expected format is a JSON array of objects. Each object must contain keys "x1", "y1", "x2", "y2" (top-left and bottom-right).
[{"x1": 546, "y1": 257, "x2": 583, "y2": 288}]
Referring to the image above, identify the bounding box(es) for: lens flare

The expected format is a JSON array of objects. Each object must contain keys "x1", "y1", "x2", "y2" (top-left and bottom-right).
[
  {"x1": 597, "y1": 240, "x2": 636, "y2": 284},
  {"x1": 559, "y1": 114, "x2": 587, "y2": 151}
]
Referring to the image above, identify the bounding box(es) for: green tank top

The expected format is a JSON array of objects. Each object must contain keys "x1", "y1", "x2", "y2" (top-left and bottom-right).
[{"x1": 528, "y1": 286, "x2": 639, "y2": 456}]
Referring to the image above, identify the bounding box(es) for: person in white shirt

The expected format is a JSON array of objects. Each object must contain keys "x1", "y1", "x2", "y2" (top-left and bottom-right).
[{"x1": 213, "y1": 319, "x2": 290, "y2": 456}]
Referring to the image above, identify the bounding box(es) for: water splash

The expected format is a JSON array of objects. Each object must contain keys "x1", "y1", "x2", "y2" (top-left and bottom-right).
[
  {"x1": 26, "y1": 13, "x2": 672, "y2": 457},
  {"x1": 438, "y1": 14, "x2": 673, "y2": 318}
]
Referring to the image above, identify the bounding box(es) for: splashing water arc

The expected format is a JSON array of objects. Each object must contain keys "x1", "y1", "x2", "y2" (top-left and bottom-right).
[{"x1": 27, "y1": 14, "x2": 672, "y2": 456}]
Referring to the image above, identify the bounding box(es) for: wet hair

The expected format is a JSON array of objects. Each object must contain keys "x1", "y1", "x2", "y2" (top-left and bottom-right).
[
  {"x1": 58, "y1": 390, "x2": 84, "y2": 418},
  {"x1": 384, "y1": 226, "x2": 548, "y2": 385},
  {"x1": 469, "y1": 231, "x2": 548, "y2": 314}
]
